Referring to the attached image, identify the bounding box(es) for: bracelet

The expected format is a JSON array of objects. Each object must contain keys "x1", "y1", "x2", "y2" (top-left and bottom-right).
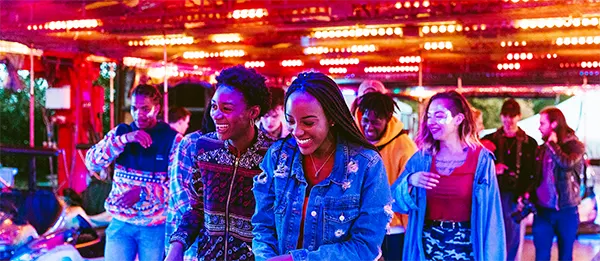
[{"x1": 119, "y1": 135, "x2": 128, "y2": 144}]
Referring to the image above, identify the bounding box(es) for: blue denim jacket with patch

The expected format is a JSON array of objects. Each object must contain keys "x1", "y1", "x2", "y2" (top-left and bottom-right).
[
  {"x1": 391, "y1": 148, "x2": 506, "y2": 261},
  {"x1": 252, "y1": 137, "x2": 393, "y2": 261}
]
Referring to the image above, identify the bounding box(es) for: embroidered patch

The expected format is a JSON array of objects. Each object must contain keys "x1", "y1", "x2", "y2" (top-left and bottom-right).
[
  {"x1": 342, "y1": 180, "x2": 352, "y2": 190},
  {"x1": 347, "y1": 160, "x2": 359, "y2": 174},
  {"x1": 274, "y1": 163, "x2": 289, "y2": 178},
  {"x1": 335, "y1": 229, "x2": 345, "y2": 237},
  {"x1": 256, "y1": 172, "x2": 268, "y2": 184}
]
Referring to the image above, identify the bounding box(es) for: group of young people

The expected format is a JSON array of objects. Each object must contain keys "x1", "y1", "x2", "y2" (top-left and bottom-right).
[{"x1": 85, "y1": 65, "x2": 585, "y2": 261}]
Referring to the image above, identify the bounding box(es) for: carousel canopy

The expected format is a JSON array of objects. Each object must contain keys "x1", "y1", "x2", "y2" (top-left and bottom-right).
[{"x1": 1, "y1": 0, "x2": 600, "y2": 90}]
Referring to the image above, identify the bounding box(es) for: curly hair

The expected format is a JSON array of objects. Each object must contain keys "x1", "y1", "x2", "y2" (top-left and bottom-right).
[
  {"x1": 356, "y1": 92, "x2": 398, "y2": 121},
  {"x1": 216, "y1": 65, "x2": 271, "y2": 117}
]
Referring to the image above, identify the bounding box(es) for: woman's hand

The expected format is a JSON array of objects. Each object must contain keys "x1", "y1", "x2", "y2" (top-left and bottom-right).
[
  {"x1": 164, "y1": 242, "x2": 184, "y2": 261},
  {"x1": 408, "y1": 171, "x2": 440, "y2": 190}
]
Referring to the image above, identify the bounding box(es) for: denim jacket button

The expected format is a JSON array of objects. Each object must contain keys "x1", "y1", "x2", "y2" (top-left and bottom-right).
[
  {"x1": 339, "y1": 214, "x2": 345, "y2": 221},
  {"x1": 311, "y1": 211, "x2": 317, "y2": 217}
]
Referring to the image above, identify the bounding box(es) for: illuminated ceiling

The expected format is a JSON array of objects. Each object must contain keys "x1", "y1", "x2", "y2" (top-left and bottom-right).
[{"x1": 1, "y1": 0, "x2": 600, "y2": 88}]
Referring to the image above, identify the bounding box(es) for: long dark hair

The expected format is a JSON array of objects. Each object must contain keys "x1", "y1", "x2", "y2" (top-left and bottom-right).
[
  {"x1": 285, "y1": 72, "x2": 376, "y2": 151},
  {"x1": 540, "y1": 106, "x2": 574, "y2": 143},
  {"x1": 416, "y1": 90, "x2": 480, "y2": 153}
]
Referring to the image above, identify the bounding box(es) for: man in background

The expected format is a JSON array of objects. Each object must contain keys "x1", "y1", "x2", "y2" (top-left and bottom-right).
[
  {"x1": 482, "y1": 98, "x2": 537, "y2": 261},
  {"x1": 168, "y1": 106, "x2": 191, "y2": 135},
  {"x1": 259, "y1": 87, "x2": 288, "y2": 139},
  {"x1": 355, "y1": 91, "x2": 417, "y2": 261}
]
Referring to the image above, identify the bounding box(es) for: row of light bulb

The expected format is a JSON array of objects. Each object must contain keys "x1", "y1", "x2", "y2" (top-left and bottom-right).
[
  {"x1": 581, "y1": 61, "x2": 600, "y2": 68},
  {"x1": 555, "y1": 36, "x2": 600, "y2": 46},
  {"x1": 364, "y1": 66, "x2": 419, "y2": 73},
  {"x1": 497, "y1": 63, "x2": 521, "y2": 70},
  {"x1": 313, "y1": 27, "x2": 402, "y2": 39},
  {"x1": 128, "y1": 37, "x2": 194, "y2": 47},
  {"x1": 183, "y1": 50, "x2": 246, "y2": 59},
  {"x1": 244, "y1": 61, "x2": 265, "y2": 68},
  {"x1": 281, "y1": 60, "x2": 304, "y2": 67},
  {"x1": 320, "y1": 58, "x2": 360, "y2": 66},
  {"x1": 395, "y1": 1, "x2": 430, "y2": 9},
  {"x1": 501, "y1": 41, "x2": 527, "y2": 47},
  {"x1": 304, "y1": 45, "x2": 377, "y2": 55},
  {"x1": 229, "y1": 9, "x2": 268, "y2": 19},
  {"x1": 28, "y1": 19, "x2": 100, "y2": 31},
  {"x1": 423, "y1": 41, "x2": 452, "y2": 50},
  {"x1": 328, "y1": 67, "x2": 348, "y2": 74},
  {"x1": 515, "y1": 17, "x2": 600, "y2": 30},
  {"x1": 398, "y1": 56, "x2": 422, "y2": 63}
]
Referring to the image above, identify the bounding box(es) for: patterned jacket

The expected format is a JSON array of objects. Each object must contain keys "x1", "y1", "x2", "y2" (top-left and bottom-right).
[
  {"x1": 170, "y1": 130, "x2": 275, "y2": 261},
  {"x1": 85, "y1": 122, "x2": 182, "y2": 226}
]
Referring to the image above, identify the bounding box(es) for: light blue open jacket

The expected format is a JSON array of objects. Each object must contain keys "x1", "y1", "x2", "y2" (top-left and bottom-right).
[{"x1": 390, "y1": 147, "x2": 506, "y2": 261}]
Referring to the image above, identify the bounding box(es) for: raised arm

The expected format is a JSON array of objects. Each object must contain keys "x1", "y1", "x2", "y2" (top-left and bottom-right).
[{"x1": 85, "y1": 128, "x2": 127, "y2": 172}]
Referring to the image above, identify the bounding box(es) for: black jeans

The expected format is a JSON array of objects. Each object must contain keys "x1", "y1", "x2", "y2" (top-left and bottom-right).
[
  {"x1": 381, "y1": 233, "x2": 405, "y2": 261},
  {"x1": 532, "y1": 206, "x2": 579, "y2": 261},
  {"x1": 501, "y1": 191, "x2": 522, "y2": 261}
]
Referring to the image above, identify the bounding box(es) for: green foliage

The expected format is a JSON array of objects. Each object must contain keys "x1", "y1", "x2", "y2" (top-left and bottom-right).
[
  {"x1": 0, "y1": 73, "x2": 50, "y2": 188},
  {"x1": 469, "y1": 96, "x2": 571, "y2": 130}
]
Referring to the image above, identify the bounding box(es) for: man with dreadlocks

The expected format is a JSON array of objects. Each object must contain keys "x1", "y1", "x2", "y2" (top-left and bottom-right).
[{"x1": 355, "y1": 91, "x2": 417, "y2": 261}]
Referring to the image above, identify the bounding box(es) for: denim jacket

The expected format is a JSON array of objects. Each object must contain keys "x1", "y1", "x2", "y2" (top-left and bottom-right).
[
  {"x1": 252, "y1": 137, "x2": 393, "y2": 261},
  {"x1": 390, "y1": 148, "x2": 506, "y2": 261}
]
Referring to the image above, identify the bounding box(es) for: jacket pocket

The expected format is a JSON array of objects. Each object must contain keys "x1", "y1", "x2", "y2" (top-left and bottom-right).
[{"x1": 322, "y1": 195, "x2": 360, "y2": 244}]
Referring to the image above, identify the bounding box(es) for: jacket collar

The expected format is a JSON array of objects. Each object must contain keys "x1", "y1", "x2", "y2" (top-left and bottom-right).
[
  {"x1": 493, "y1": 127, "x2": 528, "y2": 143},
  {"x1": 288, "y1": 136, "x2": 351, "y2": 185}
]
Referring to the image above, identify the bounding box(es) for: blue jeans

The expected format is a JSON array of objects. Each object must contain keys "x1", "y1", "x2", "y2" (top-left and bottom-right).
[
  {"x1": 104, "y1": 219, "x2": 165, "y2": 261},
  {"x1": 501, "y1": 192, "x2": 521, "y2": 261},
  {"x1": 532, "y1": 206, "x2": 579, "y2": 261}
]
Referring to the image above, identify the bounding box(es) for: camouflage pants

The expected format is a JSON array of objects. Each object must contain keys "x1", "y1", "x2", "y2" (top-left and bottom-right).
[{"x1": 422, "y1": 221, "x2": 474, "y2": 261}]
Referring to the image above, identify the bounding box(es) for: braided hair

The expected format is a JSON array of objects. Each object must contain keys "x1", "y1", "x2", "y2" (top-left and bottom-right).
[
  {"x1": 355, "y1": 92, "x2": 398, "y2": 121},
  {"x1": 286, "y1": 72, "x2": 376, "y2": 151}
]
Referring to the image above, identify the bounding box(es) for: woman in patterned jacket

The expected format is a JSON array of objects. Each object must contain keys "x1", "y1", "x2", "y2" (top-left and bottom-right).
[{"x1": 165, "y1": 65, "x2": 275, "y2": 261}]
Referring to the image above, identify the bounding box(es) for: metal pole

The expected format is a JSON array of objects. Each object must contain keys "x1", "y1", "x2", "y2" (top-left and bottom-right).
[
  {"x1": 418, "y1": 60, "x2": 423, "y2": 86},
  {"x1": 29, "y1": 45, "x2": 36, "y2": 190},
  {"x1": 29, "y1": 45, "x2": 35, "y2": 148},
  {"x1": 109, "y1": 64, "x2": 115, "y2": 129},
  {"x1": 163, "y1": 40, "x2": 169, "y2": 123},
  {"x1": 457, "y1": 77, "x2": 462, "y2": 90}
]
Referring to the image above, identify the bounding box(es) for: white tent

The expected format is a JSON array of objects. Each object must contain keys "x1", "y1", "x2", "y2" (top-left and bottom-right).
[{"x1": 517, "y1": 90, "x2": 600, "y2": 159}]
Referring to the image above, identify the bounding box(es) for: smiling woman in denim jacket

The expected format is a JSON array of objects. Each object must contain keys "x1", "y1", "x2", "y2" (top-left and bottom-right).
[
  {"x1": 391, "y1": 91, "x2": 506, "y2": 261},
  {"x1": 251, "y1": 72, "x2": 393, "y2": 261}
]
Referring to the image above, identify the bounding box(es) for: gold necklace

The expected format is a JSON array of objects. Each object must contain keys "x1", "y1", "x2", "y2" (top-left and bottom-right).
[{"x1": 309, "y1": 147, "x2": 336, "y2": 178}]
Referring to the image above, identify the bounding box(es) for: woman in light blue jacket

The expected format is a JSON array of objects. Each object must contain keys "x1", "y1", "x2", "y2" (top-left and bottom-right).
[
  {"x1": 252, "y1": 72, "x2": 393, "y2": 261},
  {"x1": 391, "y1": 91, "x2": 506, "y2": 261}
]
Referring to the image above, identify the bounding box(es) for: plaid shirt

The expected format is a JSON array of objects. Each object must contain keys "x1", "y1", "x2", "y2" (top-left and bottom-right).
[
  {"x1": 85, "y1": 123, "x2": 182, "y2": 226},
  {"x1": 165, "y1": 131, "x2": 203, "y2": 261}
]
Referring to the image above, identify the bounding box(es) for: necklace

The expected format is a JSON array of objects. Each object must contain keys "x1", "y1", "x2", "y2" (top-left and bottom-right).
[
  {"x1": 505, "y1": 138, "x2": 517, "y2": 155},
  {"x1": 309, "y1": 147, "x2": 336, "y2": 178}
]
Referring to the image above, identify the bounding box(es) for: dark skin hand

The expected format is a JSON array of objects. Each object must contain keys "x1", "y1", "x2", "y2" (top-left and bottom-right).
[
  {"x1": 114, "y1": 186, "x2": 142, "y2": 208},
  {"x1": 124, "y1": 130, "x2": 153, "y2": 148}
]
